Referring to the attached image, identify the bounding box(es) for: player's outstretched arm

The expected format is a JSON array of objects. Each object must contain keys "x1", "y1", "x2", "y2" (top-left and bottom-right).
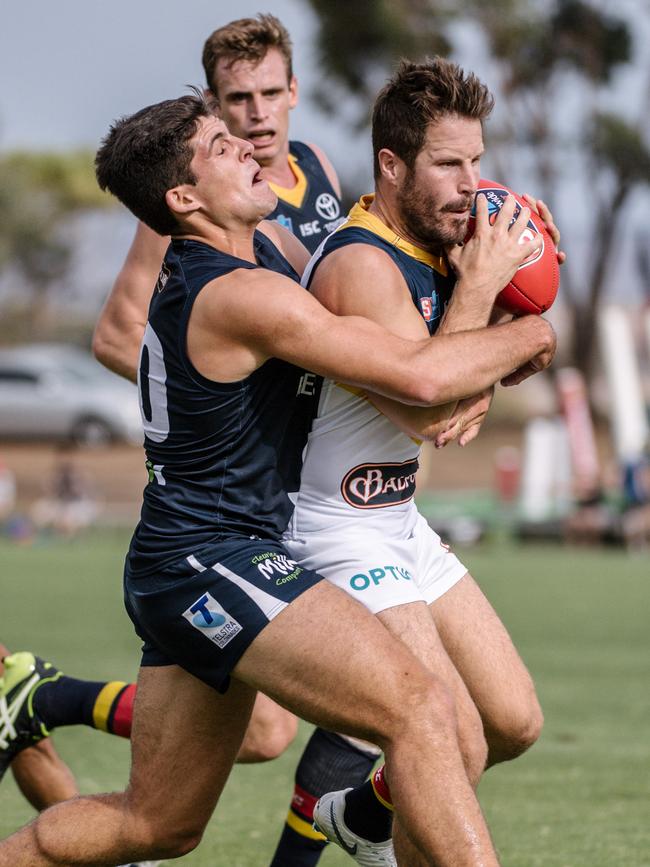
[
  {"x1": 93, "y1": 221, "x2": 169, "y2": 382},
  {"x1": 194, "y1": 267, "x2": 556, "y2": 407}
]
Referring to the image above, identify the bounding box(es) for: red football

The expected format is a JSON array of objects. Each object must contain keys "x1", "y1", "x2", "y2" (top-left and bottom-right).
[{"x1": 465, "y1": 179, "x2": 560, "y2": 315}]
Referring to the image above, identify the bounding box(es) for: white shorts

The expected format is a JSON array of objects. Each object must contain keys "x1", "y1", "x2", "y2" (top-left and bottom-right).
[{"x1": 283, "y1": 511, "x2": 468, "y2": 615}]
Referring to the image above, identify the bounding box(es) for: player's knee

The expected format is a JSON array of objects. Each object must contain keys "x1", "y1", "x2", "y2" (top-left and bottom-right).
[
  {"x1": 489, "y1": 697, "x2": 544, "y2": 762},
  {"x1": 153, "y1": 827, "x2": 204, "y2": 859},
  {"x1": 392, "y1": 671, "x2": 457, "y2": 742},
  {"x1": 130, "y1": 814, "x2": 205, "y2": 859},
  {"x1": 237, "y1": 708, "x2": 298, "y2": 763},
  {"x1": 510, "y1": 699, "x2": 544, "y2": 756}
]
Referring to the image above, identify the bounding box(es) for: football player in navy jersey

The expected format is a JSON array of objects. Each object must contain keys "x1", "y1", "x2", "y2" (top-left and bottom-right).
[
  {"x1": 94, "y1": 14, "x2": 344, "y2": 383},
  {"x1": 0, "y1": 93, "x2": 555, "y2": 867}
]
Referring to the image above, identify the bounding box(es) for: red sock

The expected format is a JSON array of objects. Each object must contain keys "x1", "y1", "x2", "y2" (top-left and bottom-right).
[
  {"x1": 371, "y1": 765, "x2": 393, "y2": 810},
  {"x1": 92, "y1": 682, "x2": 136, "y2": 738}
]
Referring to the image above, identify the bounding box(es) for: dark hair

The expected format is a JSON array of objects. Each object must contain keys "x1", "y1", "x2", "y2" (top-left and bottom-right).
[
  {"x1": 202, "y1": 13, "x2": 293, "y2": 90},
  {"x1": 372, "y1": 57, "x2": 494, "y2": 179},
  {"x1": 95, "y1": 92, "x2": 218, "y2": 236}
]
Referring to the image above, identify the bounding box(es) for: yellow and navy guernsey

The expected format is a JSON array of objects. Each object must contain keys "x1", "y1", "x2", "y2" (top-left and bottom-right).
[
  {"x1": 285, "y1": 195, "x2": 456, "y2": 540},
  {"x1": 266, "y1": 141, "x2": 344, "y2": 253}
]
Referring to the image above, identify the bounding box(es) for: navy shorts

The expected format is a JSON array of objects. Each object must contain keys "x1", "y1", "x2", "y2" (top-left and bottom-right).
[{"x1": 124, "y1": 535, "x2": 323, "y2": 692}]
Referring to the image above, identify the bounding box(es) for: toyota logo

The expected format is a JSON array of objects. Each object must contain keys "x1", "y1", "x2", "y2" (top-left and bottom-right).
[{"x1": 315, "y1": 193, "x2": 340, "y2": 220}]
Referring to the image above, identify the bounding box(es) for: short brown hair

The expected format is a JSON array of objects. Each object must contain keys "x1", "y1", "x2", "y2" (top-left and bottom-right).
[
  {"x1": 96, "y1": 93, "x2": 219, "y2": 236},
  {"x1": 202, "y1": 14, "x2": 293, "y2": 90},
  {"x1": 372, "y1": 57, "x2": 494, "y2": 178}
]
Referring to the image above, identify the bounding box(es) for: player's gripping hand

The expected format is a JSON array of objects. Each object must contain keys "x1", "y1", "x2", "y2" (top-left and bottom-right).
[
  {"x1": 523, "y1": 194, "x2": 567, "y2": 266},
  {"x1": 446, "y1": 193, "x2": 543, "y2": 301},
  {"x1": 434, "y1": 387, "x2": 494, "y2": 449}
]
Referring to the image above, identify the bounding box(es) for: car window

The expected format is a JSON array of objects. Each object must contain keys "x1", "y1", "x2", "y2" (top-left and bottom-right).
[{"x1": 0, "y1": 369, "x2": 40, "y2": 385}]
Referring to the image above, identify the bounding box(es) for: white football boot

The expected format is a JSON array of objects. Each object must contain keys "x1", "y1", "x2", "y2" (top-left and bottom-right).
[
  {"x1": 313, "y1": 788, "x2": 396, "y2": 866},
  {"x1": 116, "y1": 861, "x2": 162, "y2": 866}
]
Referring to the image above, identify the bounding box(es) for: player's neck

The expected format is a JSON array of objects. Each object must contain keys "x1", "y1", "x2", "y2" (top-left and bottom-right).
[
  {"x1": 175, "y1": 222, "x2": 259, "y2": 263},
  {"x1": 258, "y1": 142, "x2": 295, "y2": 188},
  {"x1": 368, "y1": 190, "x2": 441, "y2": 256}
]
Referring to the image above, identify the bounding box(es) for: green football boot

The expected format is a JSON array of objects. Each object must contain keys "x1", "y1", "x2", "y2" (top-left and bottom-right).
[{"x1": 0, "y1": 651, "x2": 62, "y2": 780}]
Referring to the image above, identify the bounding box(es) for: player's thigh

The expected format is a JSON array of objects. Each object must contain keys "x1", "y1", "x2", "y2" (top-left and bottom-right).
[
  {"x1": 126, "y1": 664, "x2": 256, "y2": 833},
  {"x1": 430, "y1": 573, "x2": 541, "y2": 742},
  {"x1": 376, "y1": 600, "x2": 485, "y2": 776},
  {"x1": 232, "y1": 580, "x2": 440, "y2": 745}
]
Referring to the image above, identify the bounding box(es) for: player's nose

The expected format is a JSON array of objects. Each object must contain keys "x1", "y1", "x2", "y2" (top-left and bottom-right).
[
  {"x1": 236, "y1": 137, "x2": 255, "y2": 160},
  {"x1": 249, "y1": 94, "x2": 268, "y2": 120}
]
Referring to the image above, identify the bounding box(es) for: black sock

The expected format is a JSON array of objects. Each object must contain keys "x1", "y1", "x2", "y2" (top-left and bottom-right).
[
  {"x1": 33, "y1": 676, "x2": 111, "y2": 730},
  {"x1": 269, "y1": 728, "x2": 379, "y2": 867},
  {"x1": 343, "y1": 779, "x2": 393, "y2": 843}
]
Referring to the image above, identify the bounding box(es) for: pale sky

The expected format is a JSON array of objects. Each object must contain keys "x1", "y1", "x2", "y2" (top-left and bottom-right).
[
  {"x1": 0, "y1": 0, "x2": 371, "y2": 186},
  {"x1": 2, "y1": 0, "x2": 649, "y2": 305}
]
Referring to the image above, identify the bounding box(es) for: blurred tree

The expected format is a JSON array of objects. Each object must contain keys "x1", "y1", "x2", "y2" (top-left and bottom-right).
[
  {"x1": 306, "y1": 0, "x2": 453, "y2": 122},
  {"x1": 0, "y1": 150, "x2": 111, "y2": 328},
  {"x1": 306, "y1": 0, "x2": 650, "y2": 377}
]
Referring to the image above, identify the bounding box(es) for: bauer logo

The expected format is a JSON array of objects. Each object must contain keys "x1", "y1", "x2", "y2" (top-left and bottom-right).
[
  {"x1": 341, "y1": 459, "x2": 419, "y2": 509},
  {"x1": 183, "y1": 592, "x2": 242, "y2": 648}
]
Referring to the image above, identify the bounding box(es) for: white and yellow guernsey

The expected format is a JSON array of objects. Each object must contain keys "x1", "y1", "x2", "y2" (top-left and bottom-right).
[{"x1": 285, "y1": 195, "x2": 456, "y2": 540}]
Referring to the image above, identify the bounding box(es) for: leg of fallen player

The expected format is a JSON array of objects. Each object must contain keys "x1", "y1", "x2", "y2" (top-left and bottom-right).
[
  {"x1": 0, "y1": 664, "x2": 257, "y2": 866},
  {"x1": 10, "y1": 741, "x2": 78, "y2": 811},
  {"x1": 0, "y1": 583, "x2": 501, "y2": 866}
]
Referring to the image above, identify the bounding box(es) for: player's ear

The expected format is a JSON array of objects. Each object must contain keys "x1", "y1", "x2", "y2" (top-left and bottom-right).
[
  {"x1": 377, "y1": 149, "x2": 402, "y2": 187},
  {"x1": 165, "y1": 185, "x2": 200, "y2": 218},
  {"x1": 288, "y1": 75, "x2": 298, "y2": 110}
]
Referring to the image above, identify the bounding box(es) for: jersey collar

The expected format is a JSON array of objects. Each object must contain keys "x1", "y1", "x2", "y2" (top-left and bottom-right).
[
  {"x1": 267, "y1": 153, "x2": 307, "y2": 209},
  {"x1": 342, "y1": 194, "x2": 448, "y2": 276}
]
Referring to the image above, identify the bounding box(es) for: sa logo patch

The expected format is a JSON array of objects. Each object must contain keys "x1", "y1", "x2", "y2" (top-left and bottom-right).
[{"x1": 419, "y1": 297, "x2": 433, "y2": 322}]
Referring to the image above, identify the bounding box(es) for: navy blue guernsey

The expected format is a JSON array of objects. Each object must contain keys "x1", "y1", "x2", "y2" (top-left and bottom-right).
[
  {"x1": 303, "y1": 196, "x2": 455, "y2": 333},
  {"x1": 127, "y1": 233, "x2": 308, "y2": 577},
  {"x1": 267, "y1": 141, "x2": 344, "y2": 253}
]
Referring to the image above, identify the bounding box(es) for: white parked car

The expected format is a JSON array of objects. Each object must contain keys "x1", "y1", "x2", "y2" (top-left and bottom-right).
[{"x1": 0, "y1": 344, "x2": 143, "y2": 446}]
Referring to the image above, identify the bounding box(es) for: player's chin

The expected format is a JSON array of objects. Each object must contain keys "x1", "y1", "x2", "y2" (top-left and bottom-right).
[
  {"x1": 257, "y1": 187, "x2": 279, "y2": 219},
  {"x1": 445, "y1": 213, "x2": 471, "y2": 243}
]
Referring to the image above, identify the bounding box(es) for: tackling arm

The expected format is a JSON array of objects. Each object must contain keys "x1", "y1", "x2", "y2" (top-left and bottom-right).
[
  {"x1": 190, "y1": 266, "x2": 555, "y2": 407},
  {"x1": 92, "y1": 221, "x2": 168, "y2": 382}
]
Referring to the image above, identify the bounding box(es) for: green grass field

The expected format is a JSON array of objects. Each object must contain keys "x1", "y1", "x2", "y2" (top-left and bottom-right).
[{"x1": 1, "y1": 531, "x2": 649, "y2": 866}]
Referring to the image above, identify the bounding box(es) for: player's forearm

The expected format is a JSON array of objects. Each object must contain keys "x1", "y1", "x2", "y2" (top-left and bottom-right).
[
  {"x1": 411, "y1": 315, "x2": 555, "y2": 406},
  {"x1": 438, "y1": 277, "x2": 495, "y2": 334}
]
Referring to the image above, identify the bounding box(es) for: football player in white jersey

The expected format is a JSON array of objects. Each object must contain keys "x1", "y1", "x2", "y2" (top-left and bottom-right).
[{"x1": 280, "y1": 57, "x2": 565, "y2": 865}]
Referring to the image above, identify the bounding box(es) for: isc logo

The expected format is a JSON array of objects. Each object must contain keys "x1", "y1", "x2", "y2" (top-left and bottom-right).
[{"x1": 299, "y1": 220, "x2": 321, "y2": 237}]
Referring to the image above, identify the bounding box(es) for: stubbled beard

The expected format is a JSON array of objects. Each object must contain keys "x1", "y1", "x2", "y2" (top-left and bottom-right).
[{"x1": 397, "y1": 169, "x2": 472, "y2": 249}]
